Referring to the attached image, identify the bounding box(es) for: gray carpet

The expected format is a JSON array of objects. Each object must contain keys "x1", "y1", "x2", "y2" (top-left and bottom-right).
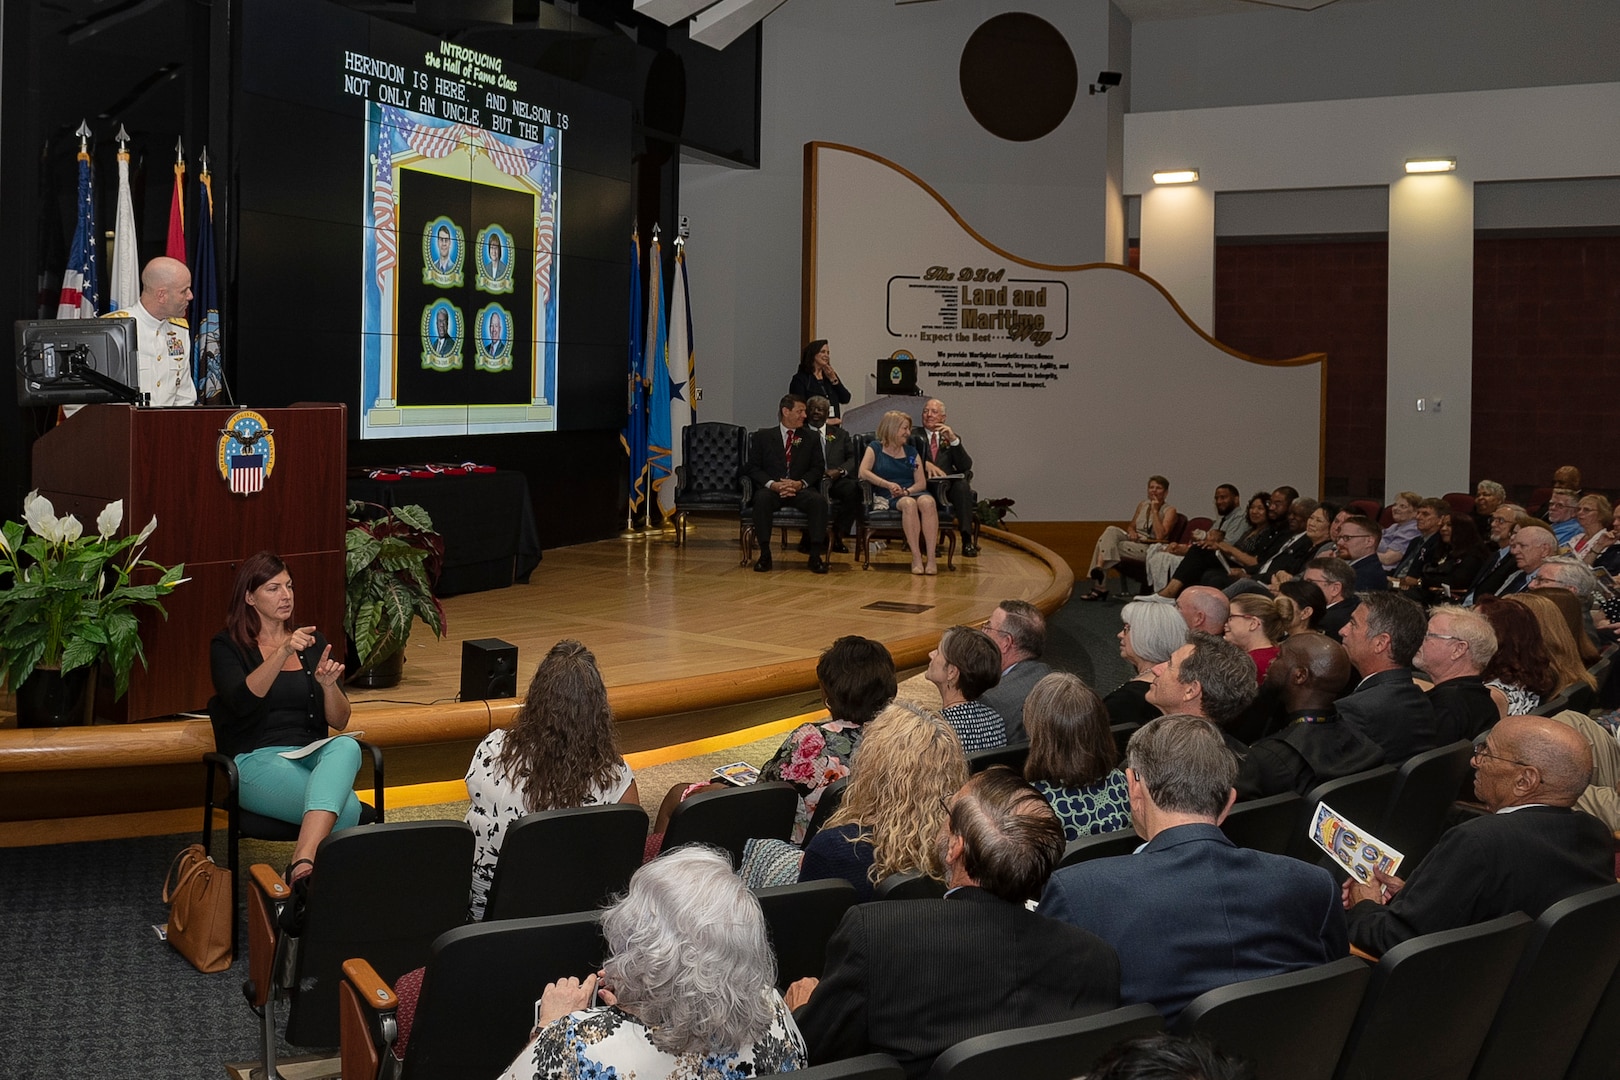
[{"x1": 0, "y1": 590, "x2": 1129, "y2": 1079}]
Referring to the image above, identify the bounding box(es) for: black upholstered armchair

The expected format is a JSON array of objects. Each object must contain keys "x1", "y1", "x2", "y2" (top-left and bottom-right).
[{"x1": 672, "y1": 421, "x2": 748, "y2": 546}]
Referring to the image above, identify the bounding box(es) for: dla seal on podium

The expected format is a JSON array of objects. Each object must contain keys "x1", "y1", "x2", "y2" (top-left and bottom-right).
[
  {"x1": 476, "y1": 224, "x2": 514, "y2": 295},
  {"x1": 422, "y1": 216, "x2": 464, "y2": 288},
  {"x1": 421, "y1": 300, "x2": 464, "y2": 370},
  {"x1": 475, "y1": 303, "x2": 514, "y2": 372}
]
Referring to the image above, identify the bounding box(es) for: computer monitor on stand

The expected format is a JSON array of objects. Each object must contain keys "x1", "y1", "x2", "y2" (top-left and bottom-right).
[{"x1": 15, "y1": 317, "x2": 142, "y2": 407}]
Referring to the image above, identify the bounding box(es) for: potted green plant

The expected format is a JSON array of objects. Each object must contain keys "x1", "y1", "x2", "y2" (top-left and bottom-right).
[
  {"x1": 344, "y1": 500, "x2": 447, "y2": 689},
  {"x1": 0, "y1": 491, "x2": 187, "y2": 727},
  {"x1": 975, "y1": 497, "x2": 1017, "y2": 529}
]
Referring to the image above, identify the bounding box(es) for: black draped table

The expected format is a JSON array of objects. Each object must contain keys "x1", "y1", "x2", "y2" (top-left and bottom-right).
[{"x1": 346, "y1": 471, "x2": 542, "y2": 596}]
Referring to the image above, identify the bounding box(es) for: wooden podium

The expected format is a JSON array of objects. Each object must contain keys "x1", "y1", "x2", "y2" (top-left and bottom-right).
[{"x1": 32, "y1": 403, "x2": 348, "y2": 722}]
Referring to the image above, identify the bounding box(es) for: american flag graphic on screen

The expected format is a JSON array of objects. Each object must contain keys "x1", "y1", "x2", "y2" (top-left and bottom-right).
[
  {"x1": 229, "y1": 454, "x2": 265, "y2": 495},
  {"x1": 372, "y1": 136, "x2": 395, "y2": 289},
  {"x1": 535, "y1": 141, "x2": 555, "y2": 307}
]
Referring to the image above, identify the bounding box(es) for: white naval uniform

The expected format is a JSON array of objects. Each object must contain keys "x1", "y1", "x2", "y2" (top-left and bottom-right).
[{"x1": 110, "y1": 300, "x2": 197, "y2": 407}]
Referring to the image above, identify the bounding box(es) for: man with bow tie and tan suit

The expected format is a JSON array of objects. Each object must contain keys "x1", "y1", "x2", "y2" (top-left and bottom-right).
[{"x1": 748, "y1": 394, "x2": 830, "y2": 574}]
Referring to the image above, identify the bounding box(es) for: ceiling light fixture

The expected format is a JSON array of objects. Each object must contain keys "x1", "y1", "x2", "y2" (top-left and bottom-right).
[
  {"x1": 1404, "y1": 157, "x2": 1457, "y2": 174},
  {"x1": 1152, "y1": 169, "x2": 1199, "y2": 185}
]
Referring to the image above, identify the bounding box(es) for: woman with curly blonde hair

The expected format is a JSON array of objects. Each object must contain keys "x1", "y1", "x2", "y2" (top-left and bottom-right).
[
  {"x1": 464, "y1": 639, "x2": 639, "y2": 919},
  {"x1": 799, "y1": 701, "x2": 969, "y2": 900}
]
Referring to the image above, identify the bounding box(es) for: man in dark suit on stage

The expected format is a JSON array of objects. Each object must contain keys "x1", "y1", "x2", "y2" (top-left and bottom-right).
[
  {"x1": 748, "y1": 394, "x2": 830, "y2": 574},
  {"x1": 1041, "y1": 715, "x2": 1347, "y2": 1019},
  {"x1": 1336, "y1": 591, "x2": 1439, "y2": 765},
  {"x1": 787, "y1": 768, "x2": 1120, "y2": 1078},
  {"x1": 978, "y1": 599, "x2": 1053, "y2": 741},
  {"x1": 913, "y1": 397, "x2": 979, "y2": 556},
  {"x1": 1344, "y1": 714, "x2": 1615, "y2": 957},
  {"x1": 1235, "y1": 633, "x2": 1384, "y2": 799},
  {"x1": 804, "y1": 395, "x2": 857, "y2": 553}
]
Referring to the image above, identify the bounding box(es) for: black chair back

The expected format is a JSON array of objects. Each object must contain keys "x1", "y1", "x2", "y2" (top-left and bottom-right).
[
  {"x1": 1287, "y1": 765, "x2": 1399, "y2": 864},
  {"x1": 287, "y1": 821, "x2": 475, "y2": 1048},
  {"x1": 1566, "y1": 960, "x2": 1620, "y2": 1080},
  {"x1": 925, "y1": 1004, "x2": 1164, "y2": 1080},
  {"x1": 1220, "y1": 792, "x2": 1301, "y2": 855},
  {"x1": 675, "y1": 421, "x2": 748, "y2": 504},
  {"x1": 754, "y1": 878, "x2": 859, "y2": 988},
  {"x1": 402, "y1": 912, "x2": 606, "y2": 1080},
  {"x1": 1469, "y1": 883, "x2": 1620, "y2": 1080},
  {"x1": 1059, "y1": 828, "x2": 1141, "y2": 868},
  {"x1": 1109, "y1": 722, "x2": 1139, "y2": 756},
  {"x1": 802, "y1": 775, "x2": 850, "y2": 847},
  {"x1": 873, "y1": 870, "x2": 948, "y2": 901},
  {"x1": 792, "y1": 1054, "x2": 906, "y2": 1080},
  {"x1": 662, "y1": 781, "x2": 799, "y2": 867},
  {"x1": 966, "y1": 743, "x2": 1030, "y2": 775},
  {"x1": 1172, "y1": 956, "x2": 1370, "y2": 1080},
  {"x1": 1333, "y1": 912, "x2": 1533, "y2": 1080},
  {"x1": 1377, "y1": 740, "x2": 1473, "y2": 867},
  {"x1": 483, "y1": 803, "x2": 649, "y2": 921}
]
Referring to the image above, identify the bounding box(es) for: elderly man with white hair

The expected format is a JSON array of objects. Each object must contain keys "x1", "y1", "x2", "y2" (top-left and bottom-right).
[
  {"x1": 1501, "y1": 525, "x2": 1559, "y2": 595},
  {"x1": 1415, "y1": 605, "x2": 1502, "y2": 743}
]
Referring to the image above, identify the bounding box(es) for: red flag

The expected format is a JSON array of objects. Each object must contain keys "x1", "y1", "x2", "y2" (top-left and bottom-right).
[{"x1": 166, "y1": 161, "x2": 186, "y2": 264}]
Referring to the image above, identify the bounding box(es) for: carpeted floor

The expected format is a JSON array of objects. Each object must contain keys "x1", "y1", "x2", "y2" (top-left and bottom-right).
[{"x1": 0, "y1": 589, "x2": 1132, "y2": 1079}]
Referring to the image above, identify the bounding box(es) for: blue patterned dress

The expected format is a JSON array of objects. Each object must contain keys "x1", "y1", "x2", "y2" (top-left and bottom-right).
[{"x1": 1033, "y1": 770, "x2": 1132, "y2": 841}]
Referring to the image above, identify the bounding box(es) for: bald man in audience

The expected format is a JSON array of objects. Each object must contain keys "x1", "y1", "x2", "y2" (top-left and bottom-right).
[
  {"x1": 1145, "y1": 632, "x2": 1256, "y2": 755},
  {"x1": 1175, "y1": 586, "x2": 1229, "y2": 637},
  {"x1": 1344, "y1": 715, "x2": 1615, "y2": 957},
  {"x1": 1042, "y1": 715, "x2": 1347, "y2": 1019},
  {"x1": 1234, "y1": 634, "x2": 1384, "y2": 799},
  {"x1": 1502, "y1": 525, "x2": 1558, "y2": 595},
  {"x1": 1414, "y1": 605, "x2": 1503, "y2": 743},
  {"x1": 1337, "y1": 591, "x2": 1439, "y2": 765},
  {"x1": 1546, "y1": 709, "x2": 1620, "y2": 832}
]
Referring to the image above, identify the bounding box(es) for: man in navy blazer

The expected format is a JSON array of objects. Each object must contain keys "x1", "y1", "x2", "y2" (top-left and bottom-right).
[
  {"x1": 1336, "y1": 591, "x2": 1440, "y2": 765},
  {"x1": 789, "y1": 769, "x2": 1120, "y2": 1078},
  {"x1": 1040, "y1": 715, "x2": 1347, "y2": 1020}
]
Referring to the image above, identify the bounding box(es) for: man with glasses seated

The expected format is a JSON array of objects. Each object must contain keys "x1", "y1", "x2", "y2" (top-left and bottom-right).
[
  {"x1": 1546, "y1": 487, "x2": 1584, "y2": 547},
  {"x1": 1342, "y1": 715, "x2": 1613, "y2": 958},
  {"x1": 1300, "y1": 557, "x2": 1359, "y2": 640},
  {"x1": 1334, "y1": 515, "x2": 1391, "y2": 595},
  {"x1": 977, "y1": 599, "x2": 1052, "y2": 742}
]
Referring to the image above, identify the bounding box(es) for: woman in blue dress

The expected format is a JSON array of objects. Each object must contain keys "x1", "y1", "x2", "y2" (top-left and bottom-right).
[{"x1": 859, "y1": 409, "x2": 939, "y2": 575}]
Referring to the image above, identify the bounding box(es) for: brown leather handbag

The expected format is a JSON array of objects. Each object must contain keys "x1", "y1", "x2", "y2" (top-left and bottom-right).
[{"x1": 163, "y1": 844, "x2": 234, "y2": 973}]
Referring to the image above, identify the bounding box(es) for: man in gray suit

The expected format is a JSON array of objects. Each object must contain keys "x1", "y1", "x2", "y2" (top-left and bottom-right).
[
  {"x1": 1040, "y1": 715, "x2": 1348, "y2": 1019},
  {"x1": 979, "y1": 599, "x2": 1052, "y2": 742}
]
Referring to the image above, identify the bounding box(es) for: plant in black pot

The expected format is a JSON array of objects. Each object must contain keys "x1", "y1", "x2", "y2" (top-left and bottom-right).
[
  {"x1": 344, "y1": 500, "x2": 447, "y2": 689},
  {"x1": 0, "y1": 492, "x2": 187, "y2": 727}
]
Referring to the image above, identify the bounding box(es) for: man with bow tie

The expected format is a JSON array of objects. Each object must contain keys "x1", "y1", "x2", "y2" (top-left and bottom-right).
[{"x1": 748, "y1": 394, "x2": 830, "y2": 574}]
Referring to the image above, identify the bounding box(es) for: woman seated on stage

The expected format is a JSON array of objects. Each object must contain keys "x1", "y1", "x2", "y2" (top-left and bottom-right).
[
  {"x1": 758, "y1": 636, "x2": 897, "y2": 843},
  {"x1": 498, "y1": 847, "x2": 807, "y2": 1080},
  {"x1": 924, "y1": 626, "x2": 1007, "y2": 751},
  {"x1": 859, "y1": 410, "x2": 940, "y2": 575},
  {"x1": 798, "y1": 702, "x2": 970, "y2": 901},
  {"x1": 789, "y1": 339, "x2": 851, "y2": 422},
  {"x1": 1104, "y1": 599, "x2": 1188, "y2": 726},
  {"x1": 1082, "y1": 475, "x2": 1179, "y2": 600},
  {"x1": 464, "y1": 639, "x2": 639, "y2": 920},
  {"x1": 207, "y1": 551, "x2": 359, "y2": 886},
  {"x1": 1224, "y1": 592, "x2": 1296, "y2": 683},
  {"x1": 1023, "y1": 672, "x2": 1131, "y2": 840}
]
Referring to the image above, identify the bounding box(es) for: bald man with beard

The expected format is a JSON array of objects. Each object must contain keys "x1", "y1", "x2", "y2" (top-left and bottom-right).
[
  {"x1": 1234, "y1": 634, "x2": 1384, "y2": 800},
  {"x1": 1343, "y1": 715, "x2": 1615, "y2": 957}
]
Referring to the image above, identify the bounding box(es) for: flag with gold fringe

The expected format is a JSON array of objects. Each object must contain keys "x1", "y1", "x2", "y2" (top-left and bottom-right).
[
  {"x1": 56, "y1": 145, "x2": 100, "y2": 319},
  {"x1": 190, "y1": 163, "x2": 224, "y2": 401},
  {"x1": 165, "y1": 148, "x2": 186, "y2": 264},
  {"x1": 644, "y1": 230, "x2": 672, "y2": 523},
  {"x1": 622, "y1": 230, "x2": 648, "y2": 523},
  {"x1": 662, "y1": 236, "x2": 695, "y2": 522}
]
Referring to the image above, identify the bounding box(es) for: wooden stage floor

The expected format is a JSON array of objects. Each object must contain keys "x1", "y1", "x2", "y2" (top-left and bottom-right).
[{"x1": 0, "y1": 521, "x2": 1070, "y2": 839}]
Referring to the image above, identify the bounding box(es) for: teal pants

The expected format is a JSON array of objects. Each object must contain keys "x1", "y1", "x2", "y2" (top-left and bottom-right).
[{"x1": 235, "y1": 737, "x2": 364, "y2": 830}]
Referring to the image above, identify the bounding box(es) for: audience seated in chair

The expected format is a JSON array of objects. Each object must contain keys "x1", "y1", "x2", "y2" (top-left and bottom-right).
[
  {"x1": 1336, "y1": 591, "x2": 1440, "y2": 765},
  {"x1": 977, "y1": 599, "x2": 1054, "y2": 742},
  {"x1": 926, "y1": 626, "x2": 1008, "y2": 751},
  {"x1": 1159, "y1": 490, "x2": 1287, "y2": 600},
  {"x1": 1022, "y1": 672, "x2": 1132, "y2": 841},
  {"x1": 1104, "y1": 600, "x2": 1189, "y2": 728},
  {"x1": 1145, "y1": 483, "x2": 1254, "y2": 594},
  {"x1": 1414, "y1": 605, "x2": 1504, "y2": 743},
  {"x1": 1376, "y1": 492, "x2": 1423, "y2": 569},
  {"x1": 788, "y1": 768, "x2": 1120, "y2": 1079},
  {"x1": 1083, "y1": 475, "x2": 1179, "y2": 601},
  {"x1": 1342, "y1": 715, "x2": 1615, "y2": 958},
  {"x1": 1040, "y1": 715, "x2": 1348, "y2": 1020},
  {"x1": 1143, "y1": 632, "x2": 1258, "y2": 756}
]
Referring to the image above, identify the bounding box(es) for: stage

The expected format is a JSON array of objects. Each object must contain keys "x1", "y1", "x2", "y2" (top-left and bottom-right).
[{"x1": 0, "y1": 521, "x2": 1071, "y2": 842}]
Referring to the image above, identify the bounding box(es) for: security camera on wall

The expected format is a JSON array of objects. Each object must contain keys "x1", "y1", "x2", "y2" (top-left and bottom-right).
[{"x1": 1089, "y1": 71, "x2": 1122, "y2": 96}]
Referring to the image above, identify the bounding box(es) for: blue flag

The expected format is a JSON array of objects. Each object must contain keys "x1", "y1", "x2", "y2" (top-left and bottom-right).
[
  {"x1": 622, "y1": 232, "x2": 648, "y2": 521},
  {"x1": 644, "y1": 232, "x2": 672, "y2": 523},
  {"x1": 56, "y1": 150, "x2": 100, "y2": 319},
  {"x1": 190, "y1": 170, "x2": 224, "y2": 400}
]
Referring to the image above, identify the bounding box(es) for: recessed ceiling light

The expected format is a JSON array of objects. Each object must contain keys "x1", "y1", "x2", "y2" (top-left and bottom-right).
[{"x1": 1152, "y1": 169, "x2": 1199, "y2": 185}]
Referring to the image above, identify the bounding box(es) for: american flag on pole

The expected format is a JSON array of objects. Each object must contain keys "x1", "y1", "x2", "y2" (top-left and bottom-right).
[
  {"x1": 372, "y1": 135, "x2": 396, "y2": 289},
  {"x1": 56, "y1": 149, "x2": 100, "y2": 319},
  {"x1": 229, "y1": 454, "x2": 265, "y2": 495}
]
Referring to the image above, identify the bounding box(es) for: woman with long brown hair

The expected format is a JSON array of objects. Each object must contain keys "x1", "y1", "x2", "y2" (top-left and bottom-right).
[
  {"x1": 1476, "y1": 595, "x2": 1559, "y2": 717},
  {"x1": 464, "y1": 639, "x2": 639, "y2": 919},
  {"x1": 1022, "y1": 672, "x2": 1130, "y2": 840},
  {"x1": 207, "y1": 551, "x2": 359, "y2": 885}
]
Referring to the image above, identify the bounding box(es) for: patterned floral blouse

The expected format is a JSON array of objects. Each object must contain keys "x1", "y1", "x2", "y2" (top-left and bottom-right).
[
  {"x1": 760, "y1": 718, "x2": 864, "y2": 843},
  {"x1": 496, "y1": 996, "x2": 807, "y2": 1080},
  {"x1": 464, "y1": 728, "x2": 634, "y2": 920},
  {"x1": 1033, "y1": 770, "x2": 1133, "y2": 841}
]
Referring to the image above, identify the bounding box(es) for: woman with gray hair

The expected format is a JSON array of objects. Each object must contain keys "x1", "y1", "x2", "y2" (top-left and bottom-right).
[
  {"x1": 1103, "y1": 599, "x2": 1188, "y2": 726},
  {"x1": 498, "y1": 846, "x2": 807, "y2": 1079}
]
